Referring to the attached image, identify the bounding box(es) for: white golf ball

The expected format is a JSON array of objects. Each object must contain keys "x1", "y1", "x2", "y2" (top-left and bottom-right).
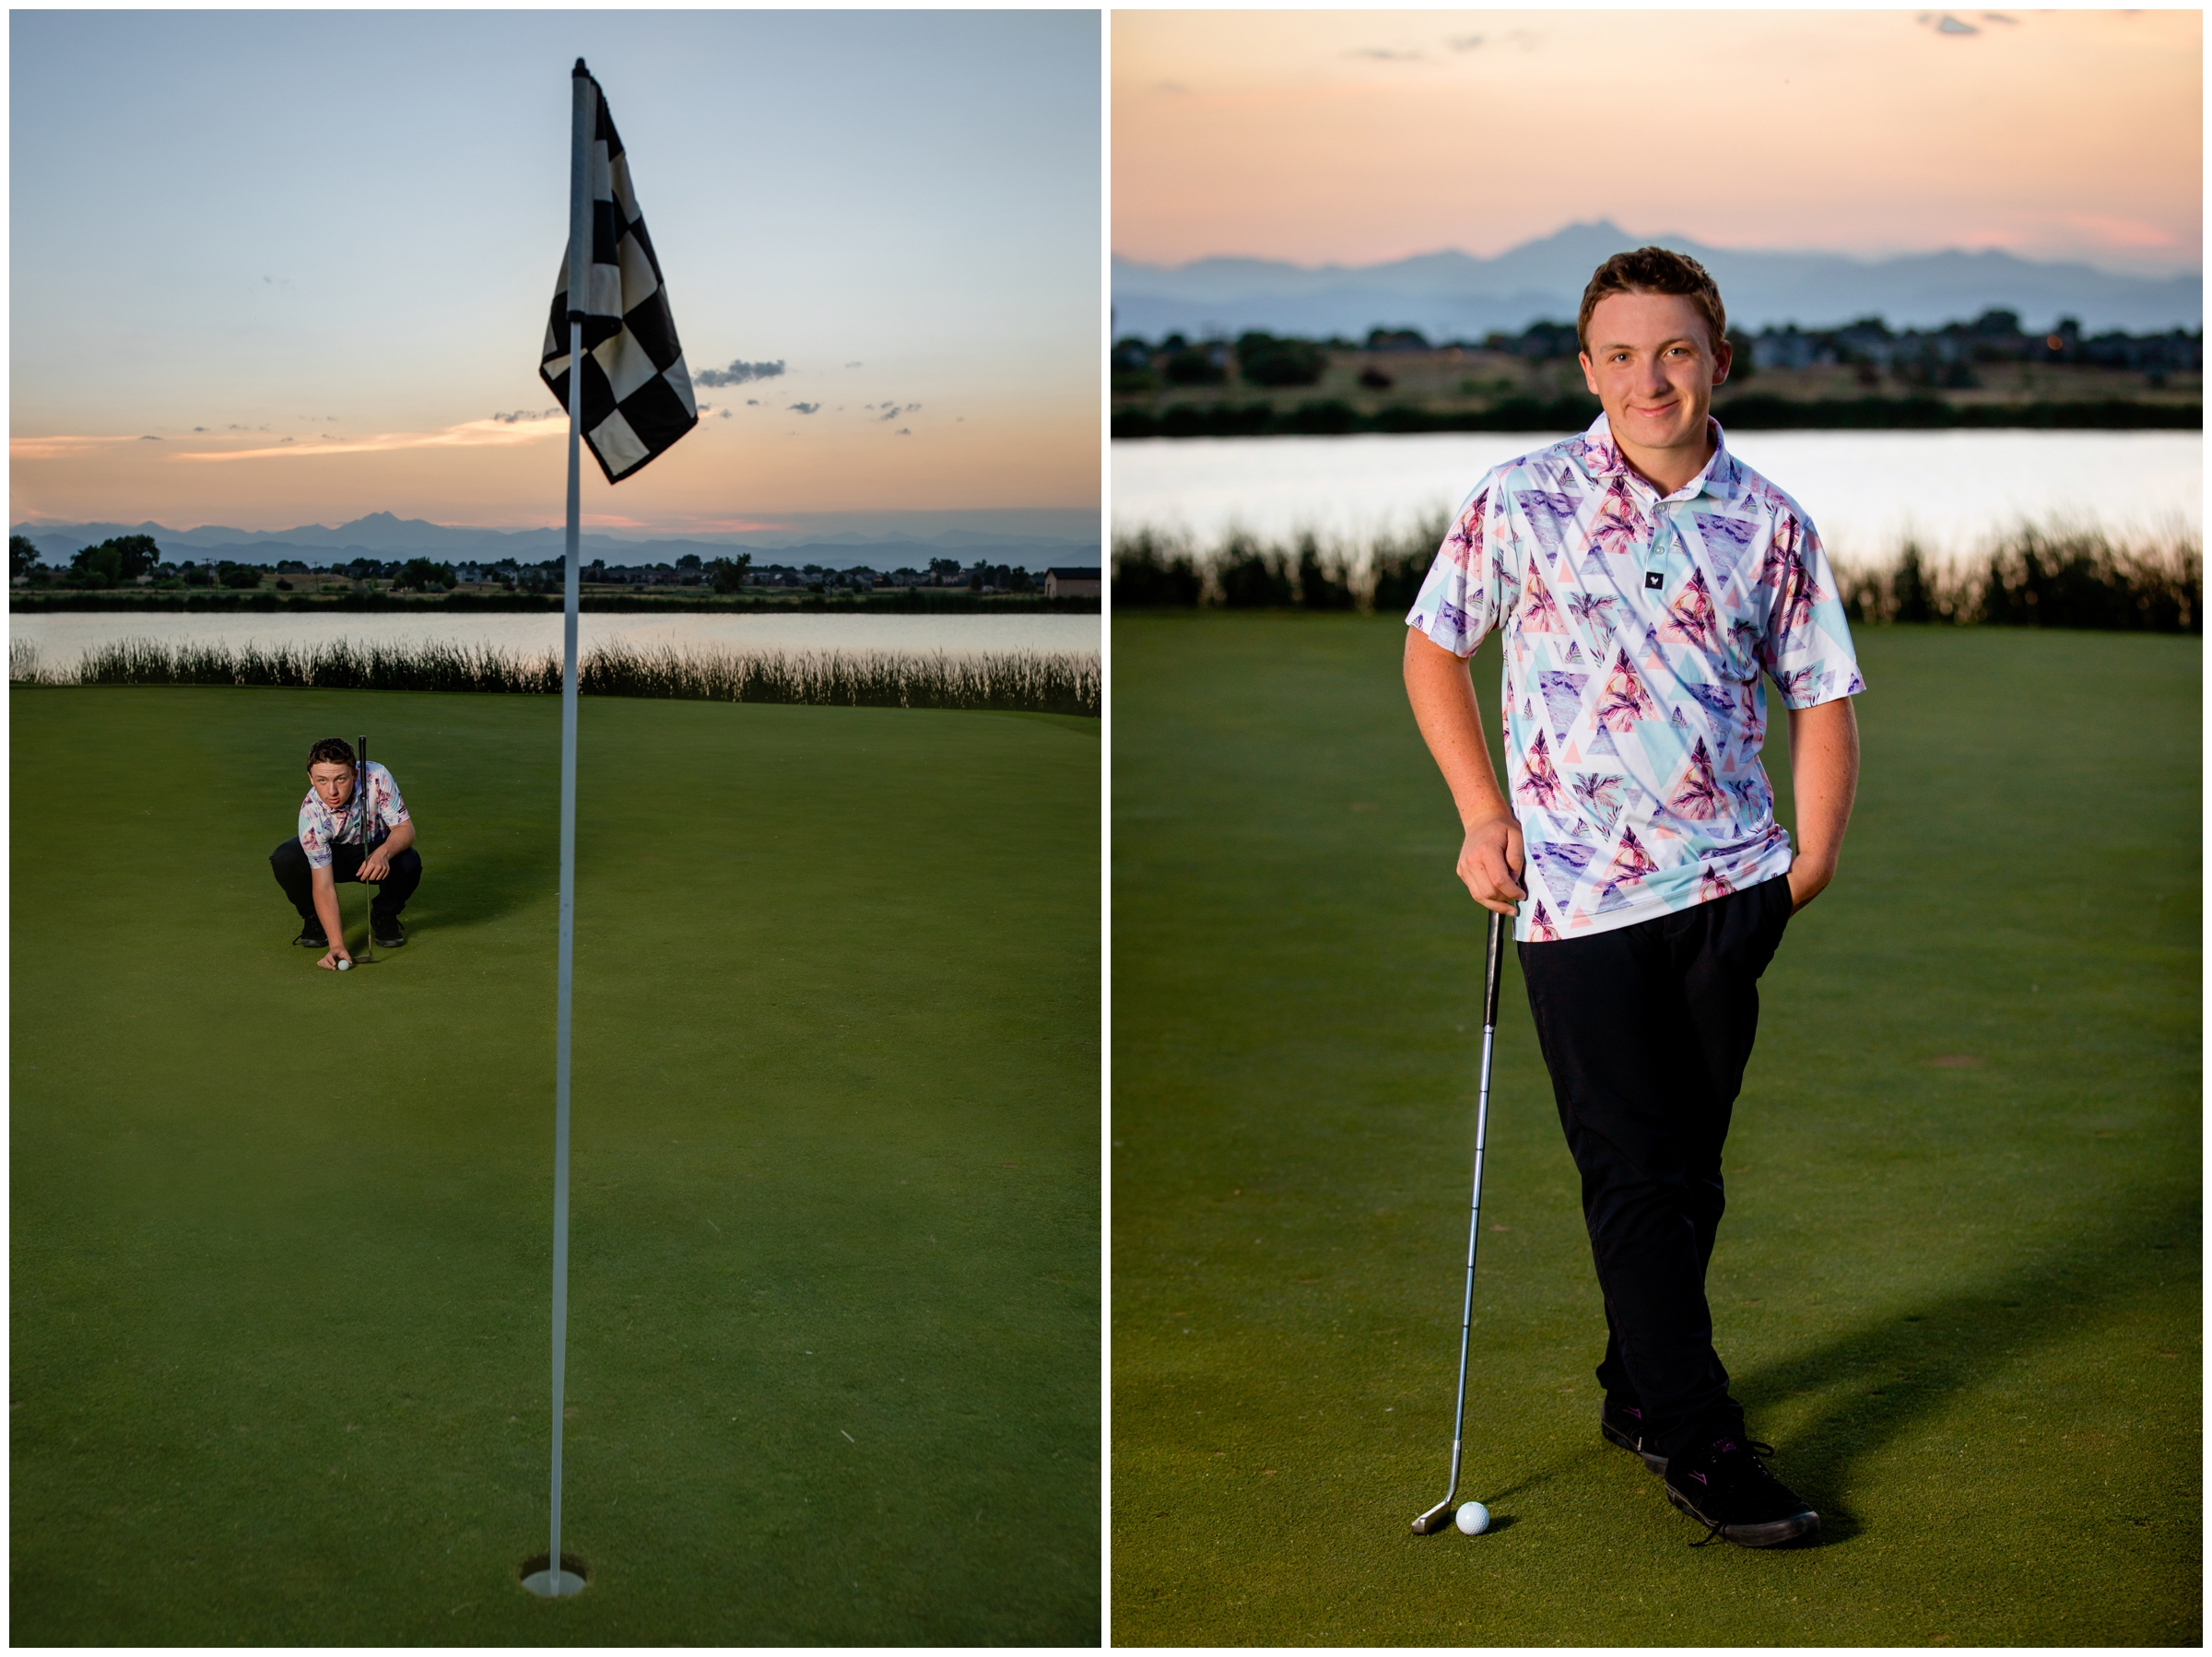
[
  {"x1": 1454, "y1": 1500, "x2": 1489, "y2": 1535},
  {"x1": 335, "y1": 958, "x2": 352, "y2": 971}
]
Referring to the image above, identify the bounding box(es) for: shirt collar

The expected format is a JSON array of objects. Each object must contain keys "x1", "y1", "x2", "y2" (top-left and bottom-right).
[{"x1": 1581, "y1": 411, "x2": 1736, "y2": 503}]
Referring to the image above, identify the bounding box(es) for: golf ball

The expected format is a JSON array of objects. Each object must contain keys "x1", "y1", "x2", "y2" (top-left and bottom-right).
[
  {"x1": 1454, "y1": 1500, "x2": 1489, "y2": 1535},
  {"x1": 335, "y1": 958, "x2": 352, "y2": 971}
]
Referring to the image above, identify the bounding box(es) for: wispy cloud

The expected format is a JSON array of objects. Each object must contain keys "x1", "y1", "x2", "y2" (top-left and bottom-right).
[
  {"x1": 10, "y1": 433, "x2": 163, "y2": 460},
  {"x1": 1347, "y1": 46, "x2": 1423, "y2": 61},
  {"x1": 1447, "y1": 34, "x2": 1483, "y2": 51},
  {"x1": 696, "y1": 358, "x2": 786, "y2": 387},
  {"x1": 1918, "y1": 11, "x2": 1980, "y2": 34},
  {"x1": 787, "y1": 402, "x2": 821, "y2": 415},
  {"x1": 172, "y1": 415, "x2": 572, "y2": 463},
  {"x1": 489, "y1": 407, "x2": 561, "y2": 425}
]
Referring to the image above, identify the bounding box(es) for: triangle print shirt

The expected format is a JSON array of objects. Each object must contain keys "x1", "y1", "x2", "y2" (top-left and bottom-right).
[{"x1": 1406, "y1": 413, "x2": 1865, "y2": 945}]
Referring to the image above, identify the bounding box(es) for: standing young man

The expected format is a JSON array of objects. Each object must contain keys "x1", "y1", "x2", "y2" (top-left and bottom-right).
[
  {"x1": 1403, "y1": 247, "x2": 1863, "y2": 1547},
  {"x1": 269, "y1": 736, "x2": 421, "y2": 970}
]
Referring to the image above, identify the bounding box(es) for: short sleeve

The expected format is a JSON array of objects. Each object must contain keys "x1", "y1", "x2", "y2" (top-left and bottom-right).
[
  {"x1": 299, "y1": 798, "x2": 332, "y2": 869},
  {"x1": 1406, "y1": 482, "x2": 1512, "y2": 658},
  {"x1": 373, "y1": 763, "x2": 410, "y2": 829},
  {"x1": 1759, "y1": 511, "x2": 1865, "y2": 710}
]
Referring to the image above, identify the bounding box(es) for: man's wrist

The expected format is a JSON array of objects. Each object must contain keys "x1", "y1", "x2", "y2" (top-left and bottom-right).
[
  {"x1": 1790, "y1": 848, "x2": 1838, "y2": 882},
  {"x1": 1459, "y1": 800, "x2": 1515, "y2": 833}
]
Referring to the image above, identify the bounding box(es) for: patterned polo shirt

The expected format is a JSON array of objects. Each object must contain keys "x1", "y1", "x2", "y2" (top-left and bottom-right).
[
  {"x1": 1406, "y1": 413, "x2": 1864, "y2": 943},
  {"x1": 298, "y1": 760, "x2": 410, "y2": 870}
]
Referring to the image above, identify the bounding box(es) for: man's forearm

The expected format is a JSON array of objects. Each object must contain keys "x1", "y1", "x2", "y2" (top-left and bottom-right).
[
  {"x1": 1784, "y1": 697, "x2": 1860, "y2": 911},
  {"x1": 1405, "y1": 629, "x2": 1524, "y2": 914},
  {"x1": 361, "y1": 817, "x2": 414, "y2": 879},
  {"x1": 312, "y1": 874, "x2": 344, "y2": 944},
  {"x1": 1404, "y1": 629, "x2": 1510, "y2": 828}
]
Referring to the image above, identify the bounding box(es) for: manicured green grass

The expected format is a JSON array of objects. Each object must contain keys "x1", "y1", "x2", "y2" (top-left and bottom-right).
[
  {"x1": 1111, "y1": 615, "x2": 2198, "y2": 1645},
  {"x1": 12, "y1": 687, "x2": 1099, "y2": 1645}
]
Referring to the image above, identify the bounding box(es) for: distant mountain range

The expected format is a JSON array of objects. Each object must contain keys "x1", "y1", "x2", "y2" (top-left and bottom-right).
[
  {"x1": 11, "y1": 511, "x2": 1100, "y2": 571},
  {"x1": 1113, "y1": 220, "x2": 2205, "y2": 342}
]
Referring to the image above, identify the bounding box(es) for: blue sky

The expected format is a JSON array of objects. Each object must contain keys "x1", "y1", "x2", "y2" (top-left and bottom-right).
[{"x1": 11, "y1": 10, "x2": 1102, "y2": 535}]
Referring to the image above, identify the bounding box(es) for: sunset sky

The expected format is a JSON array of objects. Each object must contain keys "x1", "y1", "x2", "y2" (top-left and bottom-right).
[
  {"x1": 1113, "y1": 9, "x2": 2200, "y2": 276},
  {"x1": 11, "y1": 11, "x2": 1100, "y2": 537}
]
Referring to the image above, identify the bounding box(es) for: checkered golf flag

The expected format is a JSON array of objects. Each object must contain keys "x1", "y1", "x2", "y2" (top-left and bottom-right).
[{"x1": 540, "y1": 69, "x2": 698, "y2": 483}]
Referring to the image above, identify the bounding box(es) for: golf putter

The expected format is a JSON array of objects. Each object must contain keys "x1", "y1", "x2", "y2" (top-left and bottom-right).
[
  {"x1": 357, "y1": 734, "x2": 373, "y2": 965},
  {"x1": 1412, "y1": 905, "x2": 1509, "y2": 1534}
]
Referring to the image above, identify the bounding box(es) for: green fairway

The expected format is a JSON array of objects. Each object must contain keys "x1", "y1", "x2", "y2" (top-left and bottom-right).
[
  {"x1": 1111, "y1": 615, "x2": 2198, "y2": 1645},
  {"x1": 13, "y1": 687, "x2": 1099, "y2": 1645}
]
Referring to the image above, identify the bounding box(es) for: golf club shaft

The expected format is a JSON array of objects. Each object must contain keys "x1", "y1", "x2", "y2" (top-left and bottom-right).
[
  {"x1": 358, "y1": 734, "x2": 372, "y2": 963},
  {"x1": 1413, "y1": 906, "x2": 1508, "y2": 1534}
]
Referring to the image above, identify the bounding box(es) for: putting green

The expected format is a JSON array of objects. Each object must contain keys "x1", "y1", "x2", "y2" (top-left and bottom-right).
[
  {"x1": 12, "y1": 687, "x2": 1099, "y2": 1645},
  {"x1": 1111, "y1": 615, "x2": 2197, "y2": 1645}
]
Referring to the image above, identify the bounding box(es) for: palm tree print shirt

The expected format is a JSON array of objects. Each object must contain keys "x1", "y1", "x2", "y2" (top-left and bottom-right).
[{"x1": 1406, "y1": 414, "x2": 1865, "y2": 943}]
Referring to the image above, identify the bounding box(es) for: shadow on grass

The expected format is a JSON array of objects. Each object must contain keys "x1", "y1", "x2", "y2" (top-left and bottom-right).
[
  {"x1": 1732, "y1": 1189, "x2": 2198, "y2": 1545},
  {"x1": 401, "y1": 848, "x2": 555, "y2": 934}
]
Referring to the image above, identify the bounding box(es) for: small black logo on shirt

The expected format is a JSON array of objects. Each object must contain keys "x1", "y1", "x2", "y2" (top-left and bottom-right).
[{"x1": 1644, "y1": 570, "x2": 1664, "y2": 590}]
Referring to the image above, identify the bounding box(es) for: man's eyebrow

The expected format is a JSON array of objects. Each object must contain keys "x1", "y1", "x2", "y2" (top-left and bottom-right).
[{"x1": 1595, "y1": 335, "x2": 1698, "y2": 352}]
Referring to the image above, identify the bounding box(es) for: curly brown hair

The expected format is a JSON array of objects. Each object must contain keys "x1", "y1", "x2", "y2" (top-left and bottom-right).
[
  {"x1": 307, "y1": 736, "x2": 358, "y2": 770},
  {"x1": 1577, "y1": 246, "x2": 1727, "y2": 356}
]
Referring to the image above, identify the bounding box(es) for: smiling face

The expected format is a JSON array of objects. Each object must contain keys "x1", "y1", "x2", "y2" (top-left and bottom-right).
[
  {"x1": 308, "y1": 760, "x2": 357, "y2": 813},
  {"x1": 1577, "y1": 289, "x2": 1733, "y2": 484}
]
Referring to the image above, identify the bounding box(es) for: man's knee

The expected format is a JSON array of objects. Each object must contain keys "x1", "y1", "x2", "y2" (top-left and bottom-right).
[{"x1": 271, "y1": 837, "x2": 308, "y2": 871}]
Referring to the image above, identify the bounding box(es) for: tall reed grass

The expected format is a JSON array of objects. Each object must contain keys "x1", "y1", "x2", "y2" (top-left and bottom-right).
[
  {"x1": 1112, "y1": 517, "x2": 2201, "y2": 634},
  {"x1": 8, "y1": 638, "x2": 1100, "y2": 716}
]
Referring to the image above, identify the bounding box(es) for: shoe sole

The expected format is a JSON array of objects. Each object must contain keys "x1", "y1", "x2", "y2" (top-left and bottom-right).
[
  {"x1": 372, "y1": 938, "x2": 406, "y2": 949},
  {"x1": 1601, "y1": 1418, "x2": 1669, "y2": 1475},
  {"x1": 1665, "y1": 1485, "x2": 1820, "y2": 1547}
]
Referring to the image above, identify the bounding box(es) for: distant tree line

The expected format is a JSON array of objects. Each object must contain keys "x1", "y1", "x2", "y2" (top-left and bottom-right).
[
  {"x1": 1112, "y1": 394, "x2": 2199, "y2": 441},
  {"x1": 10, "y1": 535, "x2": 469, "y2": 593},
  {"x1": 1113, "y1": 310, "x2": 2202, "y2": 395},
  {"x1": 10, "y1": 537, "x2": 1065, "y2": 604}
]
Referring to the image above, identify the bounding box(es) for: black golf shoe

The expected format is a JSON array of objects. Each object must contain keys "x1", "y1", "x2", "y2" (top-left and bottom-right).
[
  {"x1": 293, "y1": 925, "x2": 329, "y2": 948},
  {"x1": 371, "y1": 914, "x2": 406, "y2": 949},
  {"x1": 1663, "y1": 1433, "x2": 1819, "y2": 1547},
  {"x1": 1601, "y1": 1396, "x2": 1668, "y2": 1474}
]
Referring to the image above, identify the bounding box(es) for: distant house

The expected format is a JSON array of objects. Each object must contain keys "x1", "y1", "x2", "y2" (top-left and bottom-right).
[{"x1": 1044, "y1": 567, "x2": 1100, "y2": 600}]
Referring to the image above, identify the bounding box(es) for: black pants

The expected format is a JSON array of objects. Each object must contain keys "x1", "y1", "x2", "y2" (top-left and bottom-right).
[
  {"x1": 269, "y1": 838, "x2": 421, "y2": 931},
  {"x1": 1517, "y1": 875, "x2": 1793, "y2": 1459}
]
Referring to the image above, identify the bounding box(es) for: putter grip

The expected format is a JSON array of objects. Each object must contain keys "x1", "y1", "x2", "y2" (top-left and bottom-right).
[{"x1": 1482, "y1": 909, "x2": 1505, "y2": 1028}]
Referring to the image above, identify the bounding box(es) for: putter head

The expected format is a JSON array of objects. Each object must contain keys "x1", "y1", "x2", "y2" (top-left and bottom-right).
[{"x1": 1411, "y1": 1498, "x2": 1456, "y2": 1535}]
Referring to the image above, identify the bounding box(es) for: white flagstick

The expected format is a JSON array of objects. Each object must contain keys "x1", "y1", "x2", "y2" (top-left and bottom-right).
[{"x1": 525, "y1": 57, "x2": 593, "y2": 1604}]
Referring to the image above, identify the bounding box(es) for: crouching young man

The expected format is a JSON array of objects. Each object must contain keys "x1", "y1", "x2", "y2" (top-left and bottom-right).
[
  {"x1": 1403, "y1": 247, "x2": 1863, "y2": 1547},
  {"x1": 269, "y1": 736, "x2": 420, "y2": 970}
]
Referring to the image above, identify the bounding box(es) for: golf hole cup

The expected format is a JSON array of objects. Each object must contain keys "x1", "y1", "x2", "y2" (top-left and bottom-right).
[{"x1": 1454, "y1": 1500, "x2": 1489, "y2": 1535}]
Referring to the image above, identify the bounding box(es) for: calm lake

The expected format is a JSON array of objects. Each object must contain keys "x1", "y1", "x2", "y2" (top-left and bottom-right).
[
  {"x1": 8, "y1": 610, "x2": 1100, "y2": 674},
  {"x1": 1111, "y1": 429, "x2": 2202, "y2": 570}
]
